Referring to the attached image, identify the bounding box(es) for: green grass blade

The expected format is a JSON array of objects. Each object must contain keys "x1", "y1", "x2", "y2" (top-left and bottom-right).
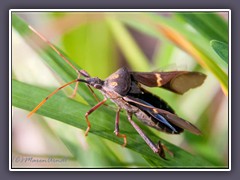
[
  {"x1": 12, "y1": 79, "x2": 215, "y2": 168},
  {"x1": 12, "y1": 14, "x2": 30, "y2": 36}
]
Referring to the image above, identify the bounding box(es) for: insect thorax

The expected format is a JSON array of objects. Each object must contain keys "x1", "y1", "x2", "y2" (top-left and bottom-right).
[{"x1": 104, "y1": 67, "x2": 131, "y2": 96}]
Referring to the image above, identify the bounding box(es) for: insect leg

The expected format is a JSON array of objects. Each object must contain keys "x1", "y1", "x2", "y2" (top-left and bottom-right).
[
  {"x1": 84, "y1": 97, "x2": 107, "y2": 136},
  {"x1": 86, "y1": 84, "x2": 101, "y2": 102},
  {"x1": 114, "y1": 108, "x2": 127, "y2": 147},
  {"x1": 126, "y1": 112, "x2": 166, "y2": 159},
  {"x1": 70, "y1": 73, "x2": 81, "y2": 98},
  {"x1": 86, "y1": 86, "x2": 118, "y2": 111},
  {"x1": 157, "y1": 141, "x2": 174, "y2": 158}
]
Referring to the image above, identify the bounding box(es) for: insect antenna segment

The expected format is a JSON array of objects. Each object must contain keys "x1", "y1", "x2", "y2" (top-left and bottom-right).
[{"x1": 28, "y1": 25, "x2": 79, "y2": 72}]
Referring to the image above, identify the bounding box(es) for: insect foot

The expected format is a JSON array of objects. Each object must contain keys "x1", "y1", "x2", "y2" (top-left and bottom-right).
[
  {"x1": 114, "y1": 130, "x2": 127, "y2": 147},
  {"x1": 157, "y1": 141, "x2": 174, "y2": 160}
]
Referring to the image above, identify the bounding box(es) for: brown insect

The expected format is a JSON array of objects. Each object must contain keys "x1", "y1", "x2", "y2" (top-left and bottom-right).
[{"x1": 27, "y1": 26, "x2": 206, "y2": 159}]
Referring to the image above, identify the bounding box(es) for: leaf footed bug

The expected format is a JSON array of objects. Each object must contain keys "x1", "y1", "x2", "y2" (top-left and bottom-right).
[{"x1": 27, "y1": 26, "x2": 206, "y2": 159}]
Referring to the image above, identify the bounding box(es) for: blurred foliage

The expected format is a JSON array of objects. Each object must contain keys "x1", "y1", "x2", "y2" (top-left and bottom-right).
[
  {"x1": 210, "y1": 40, "x2": 229, "y2": 63},
  {"x1": 12, "y1": 12, "x2": 229, "y2": 168},
  {"x1": 177, "y1": 13, "x2": 228, "y2": 43}
]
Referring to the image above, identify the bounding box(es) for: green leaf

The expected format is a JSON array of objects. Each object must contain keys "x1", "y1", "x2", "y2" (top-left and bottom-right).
[
  {"x1": 177, "y1": 13, "x2": 228, "y2": 43},
  {"x1": 12, "y1": 79, "x2": 215, "y2": 168},
  {"x1": 210, "y1": 40, "x2": 229, "y2": 63}
]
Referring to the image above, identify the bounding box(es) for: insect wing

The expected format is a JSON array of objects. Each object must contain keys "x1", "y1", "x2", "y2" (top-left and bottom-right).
[
  {"x1": 131, "y1": 71, "x2": 206, "y2": 94},
  {"x1": 153, "y1": 108, "x2": 202, "y2": 135},
  {"x1": 162, "y1": 72, "x2": 207, "y2": 94},
  {"x1": 131, "y1": 98, "x2": 178, "y2": 133},
  {"x1": 124, "y1": 96, "x2": 201, "y2": 135}
]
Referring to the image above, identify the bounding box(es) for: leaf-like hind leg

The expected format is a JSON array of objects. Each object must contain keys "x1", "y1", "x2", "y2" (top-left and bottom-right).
[
  {"x1": 114, "y1": 108, "x2": 127, "y2": 147},
  {"x1": 84, "y1": 98, "x2": 107, "y2": 136},
  {"x1": 126, "y1": 112, "x2": 167, "y2": 159}
]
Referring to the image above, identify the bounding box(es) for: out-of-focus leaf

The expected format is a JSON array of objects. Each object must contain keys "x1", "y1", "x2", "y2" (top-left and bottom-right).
[
  {"x1": 153, "y1": 41, "x2": 175, "y2": 68},
  {"x1": 12, "y1": 14, "x2": 30, "y2": 36},
  {"x1": 177, "y1": 13, "x2": 228, "y2": 43},
  {"x1": 210, "y1": 40, "x2": 228, "y2": 63},
  {"x1": 62, "y1": 20, "x2": 117, "y2": 78},
  {"x1": 107, "y1": 17, "x2": 150, "y2": 71}
]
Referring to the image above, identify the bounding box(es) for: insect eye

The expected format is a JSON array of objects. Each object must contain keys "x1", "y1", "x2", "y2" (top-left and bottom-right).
[{"x1": 94, "y1": 84, "x2": 102, "y2": 89}]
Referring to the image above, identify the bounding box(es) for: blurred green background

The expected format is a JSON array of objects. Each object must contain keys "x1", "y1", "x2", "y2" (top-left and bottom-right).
[{"x1": 12, "y1": 11, "x2": 229, "y2": 168}]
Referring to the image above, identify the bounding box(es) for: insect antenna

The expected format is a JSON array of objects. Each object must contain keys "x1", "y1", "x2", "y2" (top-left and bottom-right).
[
  {"x1": 28, "y1": 25, "x2": 101, "y2": 102},
  {"x1": 28, "y1": 25, "x2": 79, "y2": 72},
  {"x1": 27, "y1": 79, "x2": 80, "y2": 118}
]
